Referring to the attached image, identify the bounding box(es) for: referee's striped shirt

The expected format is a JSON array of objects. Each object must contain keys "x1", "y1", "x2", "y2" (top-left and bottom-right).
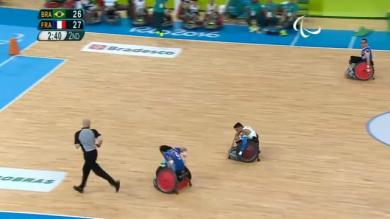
[{"x1": 74, "y1": 128, "x2": 101, "y2": 152}]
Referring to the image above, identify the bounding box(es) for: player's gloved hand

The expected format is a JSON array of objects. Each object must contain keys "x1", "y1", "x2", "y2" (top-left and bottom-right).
[{"x1": 366, "y1": 65, "x2": 371, "y2": 72}]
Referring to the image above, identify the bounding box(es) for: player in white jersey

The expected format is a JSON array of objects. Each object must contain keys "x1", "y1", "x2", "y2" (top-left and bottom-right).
[
  {"x1": 133, "y1": 0, "x2": 146, "y2": 15},
  {"x1": 103, "y1": 0, "x2": 119, "y2": 19},
  {"x1": 189, "y1": 0, "x2": 199, "y2": 16},
  {"x1": 206, "y1": 0, "x2": 217, "y2": 15},
  {"x1": 232, "y1": 122, "x2": 259, "y2": 157},
  {"x1": 74, "y1": 0, "x2": 97, "y2": 10},
  {"x1": 104, "y1": 0, "x2": 117, "y2": 7}
]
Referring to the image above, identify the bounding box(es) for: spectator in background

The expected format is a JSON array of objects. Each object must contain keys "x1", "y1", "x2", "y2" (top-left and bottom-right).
[
  {"x1": 188, "y1": 0, "x2": 200, "y2": 21},
  {"x1": 262, "y1": 0, "x2": 278, "y2": 27},
  {"x1": 206, "y1": 0, "x2": 218, "y2": 17},
  {"x1": 246, "y1": 0, "x2": 262, "y2": 32},
  {"x1": 154, "y1": 0, "x2": 166, "y2": 37},
  {"x1": 280, "y1": 0, "x2": 299, "y2": 35},
  {"x1": 134, "y1": 0, "x2": 147, "y2": 16}
]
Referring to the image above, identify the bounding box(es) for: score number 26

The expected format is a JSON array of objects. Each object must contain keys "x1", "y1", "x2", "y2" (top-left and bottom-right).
[{"x1": 72, "y1": 9, "x2": 83, "y2": 18}]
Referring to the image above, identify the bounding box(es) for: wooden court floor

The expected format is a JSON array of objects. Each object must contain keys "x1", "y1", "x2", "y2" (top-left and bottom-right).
[{"x1": 1, "y1": 1, "x2": 390, "y2": 219}]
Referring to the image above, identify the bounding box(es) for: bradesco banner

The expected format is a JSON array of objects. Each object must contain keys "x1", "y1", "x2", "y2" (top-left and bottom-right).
[
  {"x1": 0, "y1": 167, "x2": 66, "y2": 192},
  {"x1": 81, "y1": 42, "x2": 182, "y2": 58}
]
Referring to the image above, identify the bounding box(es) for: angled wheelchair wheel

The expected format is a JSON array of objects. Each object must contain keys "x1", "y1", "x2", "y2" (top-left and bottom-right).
[
  {"x1": 63, "y1": 0, "x2": 75, "y2": 8},
  {"x1": 44, "y1": 1, "x2": 64, "y2": 8},
  {"x1": 228, "y1": 147, "x2": 238, "y2": 160},
  {"x1": 228, "y1": 144, "x2": 260, "y2": 163},
  {"x1": 132, "y1": 16, "x2": 149, "y2": 26},
  {"x1": 155, "y1": 167, "x2": 178, "y2": 194},
  {"x1": 184, "y1": 166, "x2": 192, "y2": 180},
  {"x1": 103, "y1": 12, "x2": 121, "y2": 24},
  {"x1": 241, "y1": 143, "x2": 260, "y2": 163},
  {"x1": 354, "y1": 62, "x2": 374, "y2": 81},
  {"x1": 183, "y1": 21, "x2": 199, "y2": 30},
  {"x1": 84, "y1": 11, "x2": 102, "y2": 24}
]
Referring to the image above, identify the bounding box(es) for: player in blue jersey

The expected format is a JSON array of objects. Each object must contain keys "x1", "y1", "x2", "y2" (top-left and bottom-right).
[
  {"x1": 349, "y1": 38, "x2": 374, "y2": 71},
  {"x1": 161, "y1": 146, "x2": 188, "y2": 174}
]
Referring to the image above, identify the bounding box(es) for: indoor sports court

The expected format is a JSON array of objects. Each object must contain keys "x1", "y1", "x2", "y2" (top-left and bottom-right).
[{"x1": 0, "y1": 0, "x2": 390, "y2": 218}]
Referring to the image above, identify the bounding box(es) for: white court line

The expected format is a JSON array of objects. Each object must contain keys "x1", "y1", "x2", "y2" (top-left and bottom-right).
[
  {"x1": 0, "y1": 40, "x2": 38, "y2": 69},
  {"x1": 0, "y1": 210, "x2": 103, "y2": 219},
  {"x1": 17, "y1": 54, "x2": 65, "y2": 60},
  {"x1": 290, "y1": 32, "x2": 300, "y2": 46},
  {"x1": 21, "y1": 40, "x2": 38, "y2": 52},
  {"x1": 86, "y1": 31, "x2": 390, "y2": 52},
  {"x1": 0, "y1": 59, "x2": 67, "y2": 112},
  {"x1": 0, "y1": 56, "x2": 15, "y2": 68},
  {"x1": 348, "y1": 36, "x2": 357, "y2": 49}
]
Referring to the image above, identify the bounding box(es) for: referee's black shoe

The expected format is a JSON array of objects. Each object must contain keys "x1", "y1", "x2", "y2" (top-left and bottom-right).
[
  {"x1": 73, "y1": 185, "x2": 84, "y2": 193},
  {"x1": 114, "y1": 180, "x2": 120, "y2": 192}
]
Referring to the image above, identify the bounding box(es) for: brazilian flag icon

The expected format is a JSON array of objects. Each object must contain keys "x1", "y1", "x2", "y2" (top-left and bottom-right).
[{"x1": 53, "y1": 9, "x2": 66, "y2": 19}]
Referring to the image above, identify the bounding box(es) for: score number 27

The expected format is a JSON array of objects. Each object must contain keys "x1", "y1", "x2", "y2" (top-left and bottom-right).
[{"x1": 72, "y1": 20, "x2": 83, "y2": 29}]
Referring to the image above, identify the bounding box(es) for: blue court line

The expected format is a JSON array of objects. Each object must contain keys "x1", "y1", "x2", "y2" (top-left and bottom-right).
[
  {"x1": 0, "y1": 211, "x2": 99, "y2": 219},
  {"x1": 367, "y1": 112, "x2": 390, "y2": 147},
  {"x1": 0, "y1": 7, "x2": 389, "y2": 51},
  {"x1": 0, "y1": 56, "x2": 64, "y2": 111}
]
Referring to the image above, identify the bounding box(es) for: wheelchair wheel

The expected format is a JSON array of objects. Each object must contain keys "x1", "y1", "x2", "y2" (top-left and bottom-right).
[
  {"x1": 184, "y1": 166, "x2": 192, "y2": 180},
  {"x1": 228, "y1": 147, "x2": 238, "y2": 160},
  {"x1": 228, "y1": 143, "x2": 260, "y2": 163},
  {"x1": 354, "y1": 62, "x2": 374, "y2": 81},
  {"x1": 63, "y1": 0, "x2": 75, "y2": 8},
  {"x1": 103, "y1": 11, "x2": 121, "y2": 24},
  {"x1": 44, "y1": 1, "x2": 64, "y2": 8},
  {"x1": 204, "y1": 21, "x2": 218, "y2": 30},
  {"x1": 84, "y1": 11, "x2": 102, "y2": 24},
  {"x1": 155, "y1": 167, "x2": 177, "y2": 194},
  {"x1": 242, "y1": 143, "x2": 260, "y2": 163}
]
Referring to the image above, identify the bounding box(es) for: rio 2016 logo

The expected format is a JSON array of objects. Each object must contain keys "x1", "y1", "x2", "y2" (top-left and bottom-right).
[{"x1": 293, "y1": 16, "x2": 321, "y2": 38}]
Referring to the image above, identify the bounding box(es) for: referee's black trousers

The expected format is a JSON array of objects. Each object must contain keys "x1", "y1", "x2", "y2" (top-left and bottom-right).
[{"x1": 79, "y1": 149, "x2": 116, "y2": 188}]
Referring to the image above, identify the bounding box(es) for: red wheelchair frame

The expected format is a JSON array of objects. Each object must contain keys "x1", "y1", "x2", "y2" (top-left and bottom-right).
[
  {"x1": 153, "y1": 145, "x2": 192, "y2": 194},
  {"x1": 228, "y1": 142, "x2": 260, "y2": 163},
  {"x1": 44, "y1": 0, "x2": 76, "y2": 8},
  {"x1": 153, "y1": 166, "x2": 192, "y2": 194}
]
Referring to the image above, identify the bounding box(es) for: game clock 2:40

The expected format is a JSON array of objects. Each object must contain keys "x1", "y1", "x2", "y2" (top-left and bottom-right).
[{"x1": 38, "y1": 30, "x2": 85, "y2": 41}]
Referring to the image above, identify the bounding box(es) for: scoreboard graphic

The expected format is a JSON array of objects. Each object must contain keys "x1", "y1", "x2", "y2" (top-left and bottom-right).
[{"x1": 38, "y1": 9, "x2": 85, "y2": 41}]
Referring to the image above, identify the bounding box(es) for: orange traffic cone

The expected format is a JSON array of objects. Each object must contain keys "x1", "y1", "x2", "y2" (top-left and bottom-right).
[{"x1": 9, "y1": 38, "x2": 20, "y2": 56}]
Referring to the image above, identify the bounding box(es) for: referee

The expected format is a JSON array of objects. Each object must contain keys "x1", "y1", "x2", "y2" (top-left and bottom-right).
[{"x1": 73, "y1": 119, "x2": 120, "y2": 193}]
